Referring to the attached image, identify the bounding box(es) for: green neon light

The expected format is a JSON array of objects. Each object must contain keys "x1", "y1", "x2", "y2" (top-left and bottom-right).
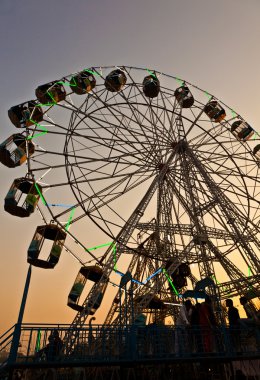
[
  {"x1": 163, "y1": 269, "x2": 179, "y2": 296},
  {"x1": 205, "y1": 91, "x2": 212, "y2": 100},
  {"x1": 176, "y1": 77, "x2": 184, "y2": 86},
  {"x1": 46, "y1": 91, "x2": 57, "y2": 105},
  {"x1": 57, "y1": 78, "x2": 77, "y2": 87},
  {"x1": 211, "y1": 275, "x2": 231, "y2": 297},
  {"x1": 231, "y1": 109, "x2": 237, "y2": 118},
  {"x1": 86, "y1": 242, "x2": 113, "y2": 251},
  {"x1": 253, "y1": 131, "x2": 260, "y2": 140},
  {"x1": 34, "y1": 183, "x2": 46, "y2": 206},
  {"x1": 35, "y1": 330, "x2": 41, "y2": 352},
  {"x1": 85, "y1": 241, "x2": 117, "y2": 270},
  {"x1": 26, "y1": 119, "x2": 48, "y2": 140},
  {"x1": 83, "y1": 68, "x2": 101, "y2": 77},
  {"x1": 145, "y1": 68, "x2": 156, "y2": 79},
  {"x1": 248, "y1": 266, "x2": 251, "y2": 277},
  {"x1": 65, "y1": 207, "x2": 76, "y2": 231}
]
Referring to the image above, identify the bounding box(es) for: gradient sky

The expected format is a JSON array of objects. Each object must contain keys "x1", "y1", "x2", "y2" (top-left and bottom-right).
[{"x1": 0, "y1": 0, "x2": 259, "y2": 336}]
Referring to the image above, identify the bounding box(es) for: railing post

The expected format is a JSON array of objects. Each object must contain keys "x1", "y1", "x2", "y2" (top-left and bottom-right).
[
  {"x1": 130, "y1": 325, "x2": 136, "y2": 360},
  {"x1": 7, "y1": 265, "x2": 32, "y2": 372}
]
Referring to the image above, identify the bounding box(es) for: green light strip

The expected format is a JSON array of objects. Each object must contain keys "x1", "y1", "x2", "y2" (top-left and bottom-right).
[
  {"x1": 46, "y1": 91, "x2": 57, "y2": 105},
  {"x1": 27, "y1": 120, "x2": 48, "y2": 140},
  {"x1": 57, "y1": 79, "x2": 76, "y2": 87},
  {"x1": 85, "y1": 241, "x2": 118, "y2": 270},
  {"x1": 231, "y1": 109, "x2": 237, "y2": 118},
  {"x1": 205, "y1": 91, "x2": 212, "y2": 100},
  {"x1": 145, "y1": 68, "x2": 156, "y2": 79},
  {"x1": 175, "y1": 77, "x2": 184, "y2": 86},
  {"x1": 83, "y1": 68, "x2": 101, "y2": 77},
  {"x1": 163, "y1": 269, "x2": 179, "y2": 296},
  {"x1": 86, "y1": 242, "x2": 113, "y2": 251},
  {"x1": 34, "y1": 183, "x2": 46, "y2": 206},
  {"x1": 65, "y1": 207, "x2": 76, "y2": 231},
  {"x1": 35, "y1": 330, "x2": 41, "y2": 352},
  {"x1": 248, "y1": 266, "x2": 251, "y2": 277}
]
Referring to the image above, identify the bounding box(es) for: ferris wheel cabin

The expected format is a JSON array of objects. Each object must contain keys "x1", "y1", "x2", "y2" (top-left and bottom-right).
[
  {"x1": 4, "y1": 178, "x2": 41, "y2": 217},
  {"x1": 135, "y1": 295, "x2": 166, "y2": 310},
  {"x1": 253, "y1": 144, "x2": 260, "y2": 160},
  {"x1": 105, "y1": 69, "x2": 127, "y2": 92},
  {"x1": 231, "y1": 121, "x2": 255, "y2": 141},
  {"x1": 165, "y1": 261, "x2": 190, "y2": 290},
  {"x1": 27, "y1": 224, "x2": 66, "y2": 269},
  {"x1": 174, "y1": 85, "x2": 194, "y2": 108},
  {"x1": 0, "y1": 133, "x2": 34, "y2": 168},
  {"x1": 204, "y1": 100, "x2": 226, "y2": 122},
  {"x1": 142, "y1": 75, "x2": 160, "y2": 98},
  {"x1": 8, "y1": 101, "x2": 43, "y2": 128},
  {"x1": 35, "y1": 81, "x2": 66, "y2": 104},
  {"x1": 68, "y1": 266, "x2": 108, "y2": 313},
  {"x1": 70, "y1": 71, "x2": 96, "y2": 95}
]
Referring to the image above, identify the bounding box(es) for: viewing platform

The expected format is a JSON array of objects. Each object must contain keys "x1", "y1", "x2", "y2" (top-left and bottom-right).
[{"x1": 1, "y1": 323, "x2": 260, "y2": 379}]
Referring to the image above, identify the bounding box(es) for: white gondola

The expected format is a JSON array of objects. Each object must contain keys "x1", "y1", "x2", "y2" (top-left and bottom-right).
[
  {"x1": 0, "y1": 134, "x2": 34, "y2": 168},
  {"x1": 28, "y1": 224, "x2": 66, "y2": 269},
  {"x1": 231, "y1": 121, "x2": 254, "y2": 142},
  {"x1": 68, "y1": 266, "x2": 108, "y2": 313},
  {"x1": 4, "y1": 178, "x2": 40, "y2": 217},
  {"x1": 174, "y1": 85, "x2": 194, "y2": 108},
  {"x1": 8, "y1": 101, "x2": 43, "y2": 128},
  {"x1": 204, "y1": 100, "x2": 226, "y2": 122}
]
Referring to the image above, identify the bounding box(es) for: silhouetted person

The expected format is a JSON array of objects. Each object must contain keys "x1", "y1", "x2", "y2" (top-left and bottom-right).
[
  {"x1": 226, "y1": 299, "x2": 240, "y2": 326},
  {"x1": 226, "y1": 299, "x2": 241, "y2": 352},
  {"x1": 45, "y1": 330, "x2": 63, "y2": 360},
  {"x1": 239, "y1": 297, "x2": 258, "y2": 323},
  {"x1": 190, "y1": 303, "x2": 203, "y2": 353},
  {"x1": 175, "y1": 299, "x2": 193, "y2": 355},
  {"x1": 199, "y1": 296, "x2": 217, "y2": 352}
]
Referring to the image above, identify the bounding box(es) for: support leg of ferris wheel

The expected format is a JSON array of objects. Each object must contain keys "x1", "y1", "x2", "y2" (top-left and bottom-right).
[
  {"x1": 185, "y1": 146, "x2": 260, "y2": 275},
  {"x1": 62, "y1": 148, "x2": 180, "y2": 353}
]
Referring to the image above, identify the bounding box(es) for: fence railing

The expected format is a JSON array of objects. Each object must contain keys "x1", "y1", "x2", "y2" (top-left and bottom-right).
[{"x1": 2, "y1": 323, "x2": 260, "y2": 368}]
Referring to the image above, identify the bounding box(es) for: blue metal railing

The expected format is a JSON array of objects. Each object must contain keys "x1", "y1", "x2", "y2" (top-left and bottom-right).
[{"x1": 1, "y1": 323, "x2": 260, "y2": 368}]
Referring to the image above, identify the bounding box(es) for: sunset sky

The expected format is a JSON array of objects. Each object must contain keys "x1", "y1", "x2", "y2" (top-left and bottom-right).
[{"x1": 0, "y1": 0, "x2": 259, "y2": 336}]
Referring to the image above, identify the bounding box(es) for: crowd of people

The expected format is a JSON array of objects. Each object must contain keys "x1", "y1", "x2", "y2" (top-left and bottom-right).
[{"x1": 175, "y1": 295, "x2": 259, "y2": 355}]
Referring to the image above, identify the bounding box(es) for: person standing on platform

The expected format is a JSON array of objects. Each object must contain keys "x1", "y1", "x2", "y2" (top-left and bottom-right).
[
  {"x1": 226, "y1": 299, "x2": 241, "y2": 352},
  {"x1": 199, "y1": 295, "x2": 217, "y2": 353},
  {"x1": 175, "y1": 299, "x2": 193, "y2": 355}
]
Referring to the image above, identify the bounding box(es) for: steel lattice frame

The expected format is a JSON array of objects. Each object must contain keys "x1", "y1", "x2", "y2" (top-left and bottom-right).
[{"x1": 4, "y1": 66, "x2": 260, "y2": 352}]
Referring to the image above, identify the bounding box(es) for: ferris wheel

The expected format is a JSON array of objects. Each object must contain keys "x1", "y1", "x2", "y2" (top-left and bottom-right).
[{"x1": 1, "y1": 65, "x2": 260, "y2": 351}]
